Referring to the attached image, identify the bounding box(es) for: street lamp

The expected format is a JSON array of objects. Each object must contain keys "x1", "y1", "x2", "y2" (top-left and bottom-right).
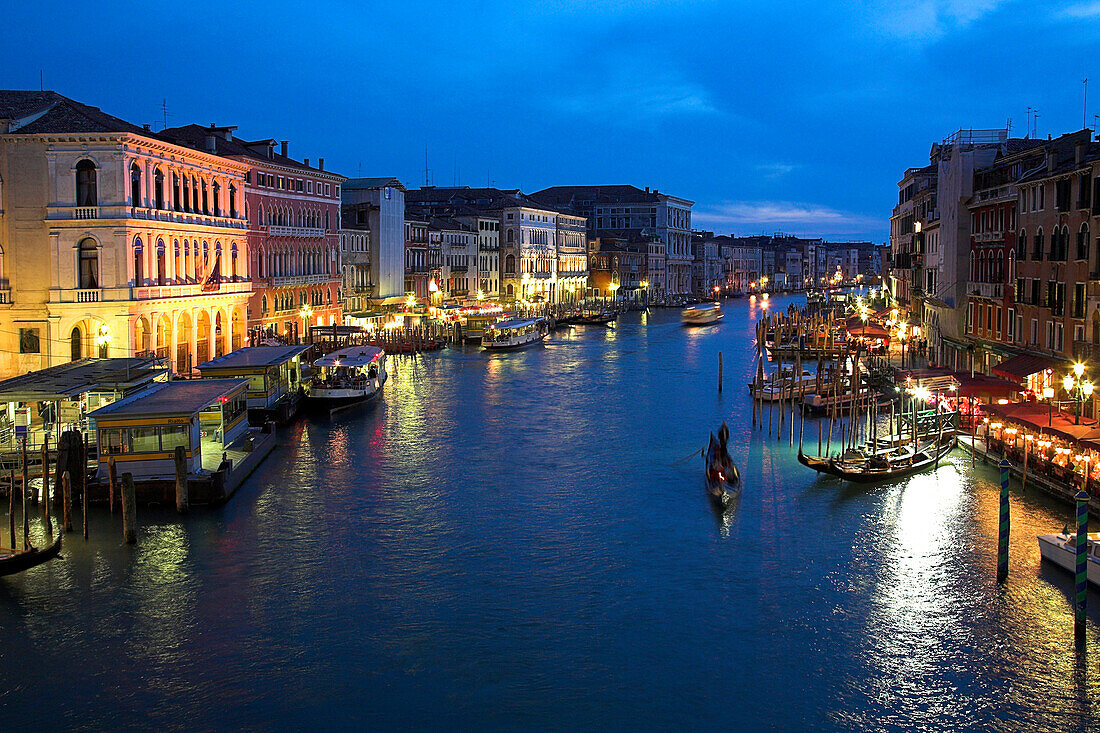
[
  {"x1": 1062, "y1": 362, "x2": 1094, "y2": 425},
  {"x1": 1043, "y1": 386, "x2": 1056, "y2": 427},
  {"x1": 95, "y1": 324, "x2": 111, "y2": 358}
]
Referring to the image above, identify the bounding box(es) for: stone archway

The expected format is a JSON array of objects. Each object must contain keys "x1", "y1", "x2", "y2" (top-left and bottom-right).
[
  {"x1": 214, "y1": 310, "x2": 226, "y2": 358},
  {"x1": 196, "y1": 310, "x2": 211, "y2": 364},
  {"x1": 156, "y1": 314, "x2": 171, "y2": 359},
  {"x1": 176, "y1": 311, "x2": 193, "y2": 374},
  {"x1": 134, "y1": 315, "x2": 150, "y2": 356},
  {"x1": 231, "y1": 308, "x2": 244, "y2": 351}
]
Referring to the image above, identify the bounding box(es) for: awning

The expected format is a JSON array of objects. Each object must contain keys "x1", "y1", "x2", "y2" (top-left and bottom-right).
[
  {"x1": 983, "y1": 401, "x2": 1099, "y2": 443},
  {"x1": 992, "y1": 353, "x2": 1061, "y2": 382}
]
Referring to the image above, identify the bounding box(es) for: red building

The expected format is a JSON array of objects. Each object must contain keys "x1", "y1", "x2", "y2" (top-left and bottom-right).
[
  {"x1": 162, "y1": 125, "x2": 345, "y2": 340},
  {"x1": 966, "y1": 153, "x2": 1020, "y2": 370}
]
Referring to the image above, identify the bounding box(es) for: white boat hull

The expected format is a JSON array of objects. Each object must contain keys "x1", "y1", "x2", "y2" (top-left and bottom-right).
[
  {"x1": 306, "y1": 375, "x2": 386, "y2": 413},
  {"x1": 1038, "y1": 533, "x2": 1100, "y2": 586},
  {"x1": 483, "y1": 332, "x2": 546, "y2": 349}
]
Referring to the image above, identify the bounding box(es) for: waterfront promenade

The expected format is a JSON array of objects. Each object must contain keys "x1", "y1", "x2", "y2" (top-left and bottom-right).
[{"x1": 1, "y1": 294, "x2": 1098, "y2": 729}]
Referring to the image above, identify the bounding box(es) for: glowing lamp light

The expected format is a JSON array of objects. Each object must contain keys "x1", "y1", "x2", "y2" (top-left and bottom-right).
[
  {"x1": 405, "y1": 294, "x2": 417, "y2": 308},
  {"x1": 1043, "y1": 387, "x2": 1055, "y2": 400},
  {"x1": 94, "y1": 324, "x2": 111, "y2": 348},
  {"x1": 428, "y1": 279, "x2": 439, "y2": 294},
  {"x1": 1084, "y1": 382, "x2": 1095, "y2": 397},
  {"x1": 1063, "y1": 375, "x2": 1075, "y2": 392},
  {"x1": 997, "y1": 398, "x2": 1009, "y2": 405},
  {"x1": 1074, "y1": 362, "x2": 1086, "y2": 377}
]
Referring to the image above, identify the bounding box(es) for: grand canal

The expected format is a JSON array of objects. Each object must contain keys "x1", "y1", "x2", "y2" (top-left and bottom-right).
[{"x1": 1, "y1": 293, "x2": 1098, "y2": 729}]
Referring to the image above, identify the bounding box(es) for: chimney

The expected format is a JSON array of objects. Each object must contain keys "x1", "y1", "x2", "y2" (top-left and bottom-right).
[
  {"x1": 303, "y1": 158, "x2": 310, "y2": 168},
  {"x1": 280, "y1": 140, "x2": 288, "y2": 158},
  {"x1": 645, "y1": 186, "x2": 650, "y2": 193},
  {"x1": 142, "y1": 123, "x2": 151, "y2": 131},
  {"x1": 318, "y1": 158, "x2": 325, "y2": 171}
]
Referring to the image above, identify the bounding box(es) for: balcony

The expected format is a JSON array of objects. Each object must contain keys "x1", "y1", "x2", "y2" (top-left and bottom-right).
[
  {"x1": 271, "y1": 274, "x2": 334, "y2": 288},
  {"x1": 974, "y1": 231, "x2": 1004, "y2": 243},
  {"x1": 971, "y1": 282, "x2": 1004, "y2": 300},
  {"x1": 133, "y1": 281, "x2": 252, "y2": 300},
  {"x1": 1074, "y1": 340, "x2": 1096, "y2": 362},
  {"x1": 267, "y1": 225, "x2": 327, "y2": 238},
  {"x1": 407, "y1": 264, "x2": 430, "y2": 274},
  {"x1": 48, "y1": 205, "x2": 247, "y2": 230},
  {"x1": 449, "y1": 264, "x2": 468, "y2": 273},
  {"x1": 0, "y1": 289, "x2": 10, "y2": 304}
]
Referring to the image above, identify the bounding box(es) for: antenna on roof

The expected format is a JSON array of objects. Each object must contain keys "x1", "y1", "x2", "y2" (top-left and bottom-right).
[
  {"x1": 39, "y1": 69, "x2": 43, "y2": 91},
  {"x1": 1084, "y1": 78, "x2": 1089, "y2": 130},
  {"x1": 1006, "y1": 118, "x2": 1012, "y2": 136},
  {"x1": 159, "y1": 99, "x2": 171, "y2": 131},
  {"x1": 424, "y1": 144, "x2": 431, "y2": 187}
]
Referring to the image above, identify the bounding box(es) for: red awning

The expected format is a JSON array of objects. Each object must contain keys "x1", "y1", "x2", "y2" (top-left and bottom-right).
[
  {"x1": 991, "y1": 353, "x2": 1061, "y2": 382},
  {"x1": 956, "y1": 374, "x2": 1021, "y2": 400},
  {"x1": 983, "y1": 401, "x2": 1100, "y2": 443}
]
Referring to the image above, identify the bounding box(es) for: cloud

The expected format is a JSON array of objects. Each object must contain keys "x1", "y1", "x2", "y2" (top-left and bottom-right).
[
  {"x1": 1062, "y1": 1, "x2": 1100, "y2": 16},
  {"x1": 863, "y1": 0, "x2": 1009, "y2": 41},
  {"x1": 755, "y1": 162, "x2": 798, "y2": 179},
  {"x1": 693, "y1": 200, "x2": 881, "y2": 238},
  {"x1": 548, "y1": 75, "x2": 720, "y2": 122}
]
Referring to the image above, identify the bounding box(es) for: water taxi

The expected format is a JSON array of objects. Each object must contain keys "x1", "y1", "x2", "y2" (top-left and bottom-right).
[
  {"x1": 1037, "y1": 531, "x2": 1100, "y2": 586},
  {"x1": 681, "y1": 302, "x2": 723, "y2": 326},
  {"x1": 483, "y1": 318, "x2": 547, "y2": 350},
  {"x1": 306, "y1": 345, "x2": 387, "y2": 412}
]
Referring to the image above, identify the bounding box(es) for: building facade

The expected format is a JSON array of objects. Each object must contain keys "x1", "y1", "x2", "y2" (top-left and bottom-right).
[
  {"x1": 0, "y1": 91, "x2": 252, "y2": 377},
  {"x1": 342, "y1": 178, "x2": 406, "y2": 304}
]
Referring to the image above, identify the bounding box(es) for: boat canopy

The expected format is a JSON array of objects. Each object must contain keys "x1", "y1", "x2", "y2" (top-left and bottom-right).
[
  {"x1": 486, "y1": 318, "x2": 542, "y2": 332},
  {"x1": 314, "y1": 346, "x2": 385, "y2": 369}
]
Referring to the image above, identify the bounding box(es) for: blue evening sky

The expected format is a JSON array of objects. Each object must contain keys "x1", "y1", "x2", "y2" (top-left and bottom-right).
[{"x1": 3, "y1": 0, "x2": 1099, "y2": 241}]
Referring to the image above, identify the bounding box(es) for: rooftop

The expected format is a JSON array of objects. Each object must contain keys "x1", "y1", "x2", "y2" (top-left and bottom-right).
[
  {"x1": 0, "y1": 90, "x2": 149, "y2": 135},
  {"x1": 0, "y1": 357, "x2": 166, "y2": 402},
  {"x1": 89, "y1": 379, "x2": 249, "y2": 419},
  {"x1": 160, "y1": 123, "x2": 342, "y2": 176},
  {"x1": 197, "y1": 345, "x2": 312, "y2": 371}
]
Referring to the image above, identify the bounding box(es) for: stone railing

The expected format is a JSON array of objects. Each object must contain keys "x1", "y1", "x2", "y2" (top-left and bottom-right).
[
  {"x1": 972, "y1": 282, "x2": 1003, "y2": 299},
  {"x1": 271, "y1": 274, "x2": 334, "y2": 288},
  {"x1": 48, "y1": 205, "x2": 246, "y2": 229},
  {"x1": 133, "y1": 281, "x2": 251, "y2": 300},
  {"x1": 74, "y1": 207, "x2": 98, "y2": 219},
  {"x1": 268, "y1": 225, "x2": 327, "y2": 238}
]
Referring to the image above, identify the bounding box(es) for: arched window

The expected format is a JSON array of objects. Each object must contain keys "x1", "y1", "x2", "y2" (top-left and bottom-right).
[
  {"x1": 130, "y1": 162, "x2": 142, "y2": 207},
  {"x1": 70, "y1": 327, "x2": 82, "y2": 362},
  {"x1": 154, "y1": 167, "x2": 165, "y2": 209},
  {"x1": 1034, "y1": 228, "x2": 1043, "y2": 260},
  {"x1": 133, "y1": 237, "x2": 144, "y2": 286},
  {"x1": 505, "y1": 254, "x2": 516, "y2": 274},
  {"x1": 1017, "y1": 230, "x2": 1026, "y2": 260},
  {"x1": 182, "y1": 176, "x2": 191, "y2": 212},
  {"x1": 78, "y1": 238, "x2": 99, "y2": 289},
  {"x1": 156, "y1": 239, "x2": 167, "y2": 286},
  {"x1": 212, "y1": 180, "x2": 221, "y2": 217},
  {"x1": 191, "y1": 176, "x2": 199, "y2": 212},
  {"x1": 174, "y1": 240, "x2": 181, "y2": 282},
  {"x1": 231, "y1": 244, "x2": 238, "y2": 279},
  {"x1": 1080, "y1": 223, "x2": 1091, "y2": 261},
  {"x1": 173, "y1": 173, "x2": 181, "y2": 211},
  {"x1": 201, "y1": 179, "x2": 209, "y2": 214},
  {"x1": 262, "y1": 294, "x2": 268, "y2": 315},
  {"x1": 75, "y1": 160, "x2": 97, "y2": 207},
  {"x1": 229, "y1": 184, "x2": 237, "y2": 218}
]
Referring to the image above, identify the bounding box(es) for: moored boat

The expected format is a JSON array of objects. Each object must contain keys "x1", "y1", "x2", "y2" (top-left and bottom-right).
[
  {"x1": 797, "y1": 435, "x2": 955, "y2": 483},
  {"x1": 682, "y1": 302, "x2": 723, "y2": 326},
  {"x1": 483, "y1": 318, "x2": 548, "y2": 349},
  {"x1": 1038, "y1": 531, "x2": 1100, "y2": 587},
  {"x1": 0, "y1": 531, "x2": 62, "y2": 577},
  {"x1": 306, "y1": 346, "x2": 387, "y2": 413}
]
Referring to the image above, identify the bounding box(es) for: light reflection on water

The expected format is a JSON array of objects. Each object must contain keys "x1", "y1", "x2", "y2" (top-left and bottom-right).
[{"x1": 1, "y1": 293, "x2": 1098, "y2": 729}]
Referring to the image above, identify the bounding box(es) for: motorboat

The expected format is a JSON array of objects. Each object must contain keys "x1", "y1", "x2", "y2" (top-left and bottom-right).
[
  {"x1": 306, "y1": 345, "x2": 387, "y2": 412},
  {"x1": 749, "y1": 369, "x2": 817, "y2": 402},
  {"x1": 483, "y1": 318, "x2": 548, "y2": 349},
  {"x1": 1038, "y1": 531, "x2": 1100, "y2": 587},
  {"x1": 682, "y1": 302, "x2": 723, "y2": 326}
]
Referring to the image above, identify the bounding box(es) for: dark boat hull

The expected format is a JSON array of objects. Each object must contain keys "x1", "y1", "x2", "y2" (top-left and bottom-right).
[
  {"x1": 0, "y1": 532, "x2": 62, "y2": 577},
  {"x1": 797, "y1": 438, "x2": 955, "y2": 483}
]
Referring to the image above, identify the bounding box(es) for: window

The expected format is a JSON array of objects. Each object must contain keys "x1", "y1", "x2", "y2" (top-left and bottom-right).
[
  {"x1": 1007, "y1": 308, "x2": 1015, "y2": 339},
  {"x1": 78, "y1": 238, "x2": 98, "y2": 289},
  {"x1": 173, "y1": 173, "x2": 181, "y2": 211},
  {"x1": 130, "y1": 162, "x2": 142, "y2": 207},
  {"x1": 75, "y1": 159, "x2": 97, "y2": 207},
  {"x1": 212, "y1": 180, "x2": 221, "y2": 216},
  {"x1": 1079, "y1": 223, "x2": 1090, "y2": 261},
  {"x1": 160, "y1": 425, "x2": 189, "y2": 452},
  {"x1": 1030, "y1": 318, "x2": 1038, "y2": 345},
  {"x1": 154, "y1": 167, "x2": 164, "y2": 209},
  {"x1": 201, "y1": 179, "x2": 209, "y2": 214},
  {"x1": 229, "y1": 185, "x2": 237, "y2": 218},
  {"x1": 1032, "y1": 229, "x2": 1043, "y2": 261}
]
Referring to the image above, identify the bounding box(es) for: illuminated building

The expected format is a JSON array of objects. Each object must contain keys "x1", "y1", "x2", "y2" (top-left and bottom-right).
[
  {"x1": 0, "y1": 91, "x2": 251, "y2": 377},
  {"x1": 159, "y1": 125, "x2": 346, "y2": 340}
]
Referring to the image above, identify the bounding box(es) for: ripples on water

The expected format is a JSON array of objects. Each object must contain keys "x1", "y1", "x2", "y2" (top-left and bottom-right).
[{"x1": 1, "y1": 294, "x2": 1098, "y2": 729}]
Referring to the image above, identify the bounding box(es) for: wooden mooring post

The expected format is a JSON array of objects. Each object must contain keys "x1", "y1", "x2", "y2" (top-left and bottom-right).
[
  {"x1": 1074, "y1": 490, "x2": 1089, "y2": 635},
  {"x1": 62, "y1": 470, "x2": 73, "y2": 533},
  {"x1": 121, "y1": 473, "x2": 137, "y2": 545},
  {"x1": 108, "y1": 458, "x2": 117, "y2": 515},
  {"x1": 717, "y1": 351, "x2": 723, "y2": 393},
  {"x1": 997, "y1": 460, "x2": 1010, "y2": 583},
  {"x1": 174, "y1": 445, "x2": 189, "y2": 514},
  {"x1": 7, "y1": 470, "x2": 15, "y2": 550}
]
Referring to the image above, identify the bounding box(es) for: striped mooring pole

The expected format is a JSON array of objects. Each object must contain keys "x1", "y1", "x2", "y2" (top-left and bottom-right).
[
  {"x1": 998, "y1": 460, "x2": 1011, "y2": 583},
  {"x1": 1074, "y1": 490, "x2": 1089, "y2": 634}
]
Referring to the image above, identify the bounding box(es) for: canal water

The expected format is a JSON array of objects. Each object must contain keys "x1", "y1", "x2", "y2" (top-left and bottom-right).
[{"x1": 2, "y1": 293, "x2": 1099, "y2": 730}]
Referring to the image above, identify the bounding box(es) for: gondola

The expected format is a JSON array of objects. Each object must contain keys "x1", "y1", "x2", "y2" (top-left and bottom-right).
[
  {"x1": 576, "y1": 311, "x2": 616, "y2": 326},
  {"x1": 797, "y1": 435, "x2": 955, "y2": 483},
  {"x1": 0, "y1": 531, "x2": 62, "y2": 577},
  {"x1": 705, "y1": 426, "x2": 742, "y2": 508}
]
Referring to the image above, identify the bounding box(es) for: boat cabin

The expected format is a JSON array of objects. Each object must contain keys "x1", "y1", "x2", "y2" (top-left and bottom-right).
[
  {"x1": 483, "y1": 318, "x2": 546, "y2": 348},
  {"x1": 197, "y1": 345, "x2": 311, "y2": 423},
  {"x1": 89, "y1": 379, "x2": 249, "y2": 478}
]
